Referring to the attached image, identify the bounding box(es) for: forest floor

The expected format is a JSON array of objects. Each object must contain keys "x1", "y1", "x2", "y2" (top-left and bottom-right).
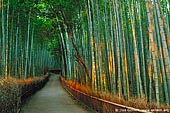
[{"x1": 21, "y1": 74, "x2": 90, "y2": 113}]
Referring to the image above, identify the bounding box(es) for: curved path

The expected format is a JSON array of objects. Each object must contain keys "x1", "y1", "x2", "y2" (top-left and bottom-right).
[{"x1": 21, "y1": 74, "x2": 89, "y2": 113}]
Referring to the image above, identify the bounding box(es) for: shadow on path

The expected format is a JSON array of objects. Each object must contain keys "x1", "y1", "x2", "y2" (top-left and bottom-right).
[{"x1": 21, "y1": 74, "x2": 89, "y2": 113}]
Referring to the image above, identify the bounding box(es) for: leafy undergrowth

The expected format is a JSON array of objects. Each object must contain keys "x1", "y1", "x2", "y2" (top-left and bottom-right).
[
  {"x1": 0, "y1": 73, "x2": 49, "y2": 113},
  {"x1": 60, "y1": 77, "x2": 170, "y2": 113}
]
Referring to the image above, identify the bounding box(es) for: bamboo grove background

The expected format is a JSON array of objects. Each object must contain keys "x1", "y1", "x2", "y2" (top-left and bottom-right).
[
  {"x1": 0, "y1": 0, "x2": 57, "y2": 79},
  {"x1": 1, "y1": 0, "x2": 170, "y2": 108},
  {"x1": 0, "y1": 1, "x2": 59, "y2": 111},
  {"x1": 59, "y1": 0, "x2": 170, "y2": 106}
]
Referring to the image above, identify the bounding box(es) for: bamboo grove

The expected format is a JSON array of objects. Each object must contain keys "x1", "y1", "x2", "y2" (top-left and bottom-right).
[
  {"x1": 1, "y1": 0, "x2": 170, "y2": 108},
  {"x1": 0, "y1": 0, "x2": 57, "y2": 79},
  {"x1": 58, "y1": 0, "x2": 170, "y2": 106}
]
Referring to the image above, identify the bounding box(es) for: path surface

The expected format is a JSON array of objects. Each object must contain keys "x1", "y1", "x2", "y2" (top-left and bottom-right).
[{"x1": 21, "y1": 74, "x2": 89, "y2": 113}]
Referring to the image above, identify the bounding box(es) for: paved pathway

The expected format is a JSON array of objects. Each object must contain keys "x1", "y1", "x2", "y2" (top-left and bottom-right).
[{"x1": 21, "y1": 74, "x2": 89, "y2": 113}]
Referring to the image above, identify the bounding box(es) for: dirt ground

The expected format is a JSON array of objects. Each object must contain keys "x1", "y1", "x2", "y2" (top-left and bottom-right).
[{"x1": 21, "y1": 74, "x2": 89, "y2": 113}]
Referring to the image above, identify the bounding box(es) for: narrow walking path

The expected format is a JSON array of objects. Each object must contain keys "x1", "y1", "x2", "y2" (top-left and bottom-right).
[{"x1": 21, "y1": 74, "x2": 89, "y2": 113}]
